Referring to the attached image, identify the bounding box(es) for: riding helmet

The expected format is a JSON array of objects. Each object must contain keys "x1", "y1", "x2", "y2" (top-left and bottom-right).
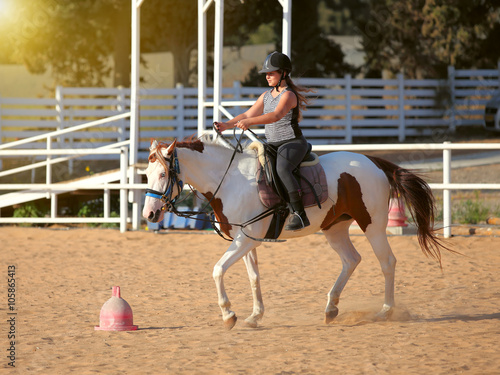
[{"x1": 258, "y1": 51, "x2": 292, "y2": 74}]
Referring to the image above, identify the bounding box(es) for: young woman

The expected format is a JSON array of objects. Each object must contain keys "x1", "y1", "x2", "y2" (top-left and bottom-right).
[{"x1": 214, "y1": 51, "x2": 312, "y2": 231}]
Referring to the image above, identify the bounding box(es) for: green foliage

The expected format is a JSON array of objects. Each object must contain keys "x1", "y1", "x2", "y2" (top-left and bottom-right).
[
  {"x1": 8, "y1": 0, "x2": 116, "y2": 87},
  {"x1": 453, "y1": 199, "x2": 490, "y2": 225},
  {"x1": 77, "y1": 197, "x2": 120, "y2": 228},
  {"x1": 321, "y1": 0, "x2": 369, "y2": 35},
  {"x1": 359, "y1": 0, "x2": 500, "y2": 78},
  {"x1": 435, "y1": 192, "x2": 498, "y2": 224},
  {"x1": 242, "y1": 0, "x2": 353, "y2": 86},
  {"x1": 13, "y1": 202, "x2": 43, "y2": 218},
  {"x1": 3, "y1": 0, "x2": 353, "y2": 88},
  {"x1": 12, "y1": 202, "x2": 48, "y2": 227},
  {"x1": 247, "y1": 23, "x2": 276, "y2": 45}
]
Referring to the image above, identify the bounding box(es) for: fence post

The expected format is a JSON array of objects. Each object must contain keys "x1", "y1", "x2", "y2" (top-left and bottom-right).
[
  {"x1": 55, "y1": 86, "x2": 73, "y2": 174},
  {"x1": 397, "y1": 73, "x2": 406, "y2": 142},
  {"x1": 104, "y1": 189, "x2": 110, "y2": 219},
  {"x1": 46, "y1": 136, "x2": 58, "y2": 218},
  {"x1": 120, "y1": 146, "x2": 128, "y2": 233},
  {"x1": 116, "y1": 86, "x2": 127, "y2": 143},
  {"x1": 233, "y1": 80, "x2": 241, "y2": 119},
  {"x1": 176, "y1": 83, "x2": 184, "y2": 140},
  {"x1": 0, "y1": 94, "x2": 2, "y2": 171},
  {"x1": 443, "y1": 141, "x2": 452, "y2": 238},
  {"x1": 498, "y1": 60, "x2": 500, "y2": 89},
  {"x1": 345, "y1": 74, "x2": 352, "y2": 143},
  {"x1": 447, "y1": 66, "x2": 456, "y2": 132},
  {"x1": 55, "y1": 86, "x2": 63, "y2": 144}
]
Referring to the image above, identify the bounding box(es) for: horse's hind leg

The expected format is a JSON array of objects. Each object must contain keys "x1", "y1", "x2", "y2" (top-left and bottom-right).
[
  {"x1": 364, "y1": 222, "x2": 397, "y2": 319},
  {"x1": 322, "y1": 221, "x2": 362, "y2": 324},
  {"x1": 242, "y1": 248, "x2": 264, "y2": 328}
]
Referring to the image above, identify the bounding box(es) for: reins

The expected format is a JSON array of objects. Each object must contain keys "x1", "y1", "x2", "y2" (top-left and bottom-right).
[{"x1": 148, "y1": 129, "x2": 286, "y2": 242}]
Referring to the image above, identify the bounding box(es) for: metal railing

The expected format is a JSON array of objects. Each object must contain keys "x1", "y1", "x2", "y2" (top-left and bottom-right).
[
  {"x1": 1, "y1": 110, "x2": 498, "y2": 237},
  {"x1": 0, "y1": 112, "x2": 147, "y2": 233},
  {"x1": 312, "y1": 142, "x2": 500, "y2": 238}
]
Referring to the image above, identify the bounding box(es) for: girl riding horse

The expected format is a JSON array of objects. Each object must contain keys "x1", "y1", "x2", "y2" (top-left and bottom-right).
[{"x1": 215, "y1": 51, "x2": 313, "y2": 231}]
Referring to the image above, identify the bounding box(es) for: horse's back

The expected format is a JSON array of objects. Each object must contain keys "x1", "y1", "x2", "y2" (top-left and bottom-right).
[{"x1": 319, "y1": 151, "x2": 388, "y2": 183}]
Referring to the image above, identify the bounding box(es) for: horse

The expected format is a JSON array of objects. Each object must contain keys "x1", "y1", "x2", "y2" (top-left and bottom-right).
[{"x1": 142, "y1": 135, "x2": 449, "y2": 330}]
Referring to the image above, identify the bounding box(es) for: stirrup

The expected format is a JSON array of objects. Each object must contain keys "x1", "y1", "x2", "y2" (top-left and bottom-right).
[{"x1": 285, "y1": 212, "x2": 310, "y2": 231}]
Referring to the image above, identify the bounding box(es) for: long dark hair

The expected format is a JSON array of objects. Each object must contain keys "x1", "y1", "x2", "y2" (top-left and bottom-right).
[{"x1": 280, "y1": 70, "x2": 314, "y2": 121}]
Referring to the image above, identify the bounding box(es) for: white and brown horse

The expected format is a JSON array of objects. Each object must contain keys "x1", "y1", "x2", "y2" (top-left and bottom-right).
[{"x1": 142, "y1": 136, "x2": 449, "y2": 329}]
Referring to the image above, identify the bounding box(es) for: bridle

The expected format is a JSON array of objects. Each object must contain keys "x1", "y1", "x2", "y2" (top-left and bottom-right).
[
  {"x1": 144, "y1": 133, "x2": 286, "y2": 242},
  {"x1": 145, "y1": 148, "x2": 184, "y2": 212}
]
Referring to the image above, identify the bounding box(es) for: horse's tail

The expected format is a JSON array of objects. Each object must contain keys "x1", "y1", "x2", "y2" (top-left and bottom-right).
[{"x1": 366, "y1": 155, "x2": 453, "y2": 268}]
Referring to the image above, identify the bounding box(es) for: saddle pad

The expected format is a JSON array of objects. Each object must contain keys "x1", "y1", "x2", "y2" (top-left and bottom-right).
[{"x1": 256, "y1": 161, "x2": 329, "y2": 209}]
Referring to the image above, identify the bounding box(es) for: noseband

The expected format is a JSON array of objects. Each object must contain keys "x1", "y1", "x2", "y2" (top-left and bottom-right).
[{"x1": 145, "y1": 149, "x2": 184, "y2": 211}]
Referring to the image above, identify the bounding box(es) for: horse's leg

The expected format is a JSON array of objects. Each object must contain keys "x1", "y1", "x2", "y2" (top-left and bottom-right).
[
  {"x1": 213, "y1": 233, "x2": 259, "y2": 330},
  {"x1": 364, "y1": 221, "x2": 397, "y2": 319},
  {"x1": 242, "y1": 248, "x2": 264, "y2": 328},
  {"x1": 322, "y1": 221, "x2": 362, "y2": 324}
]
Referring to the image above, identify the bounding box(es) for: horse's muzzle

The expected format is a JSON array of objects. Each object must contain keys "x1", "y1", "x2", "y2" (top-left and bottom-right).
[{"x1": 147, "y1": 209, "x2": 162, "y2": 223}]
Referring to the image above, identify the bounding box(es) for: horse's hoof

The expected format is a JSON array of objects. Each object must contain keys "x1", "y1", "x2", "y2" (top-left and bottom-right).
[
  {"x1": 244, "y1": 318, "x2": 258, "y2": 328},
  {"x1": 375, "y1": 305, "x2": 393, "y2": 321},
  {"x1": 224, "y1": 314, "x2": 237, "y2": 330},
  {"x1": 325, "y1": 307, "x2": 339, "y2": 324}
]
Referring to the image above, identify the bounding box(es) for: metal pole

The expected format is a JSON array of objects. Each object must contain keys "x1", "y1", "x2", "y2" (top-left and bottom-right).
[
  {"x1": 130, "y1": 0, "x2": 140, "y2": 170},
  {"x1": 47, "y1": 136, "x2": 57, "y2": 218},
  {"x1": 120, "y1": 147, "x2": 129, "y2": 233},
  {"x1": 281, "y1": 0, "x2": 292, "y2": 56},
  {"x1": 213, "y1": 0, "x2": 224, "y2": 125},
  {"x1": 443, "y1": 142, "x2": 452, "y2": 238},
  {"x1": 130, "y1": 0, "x2": 143, "y2": 230},
  {"x1": 198, "y1": 0, "x2": 208, "y2": 137}
]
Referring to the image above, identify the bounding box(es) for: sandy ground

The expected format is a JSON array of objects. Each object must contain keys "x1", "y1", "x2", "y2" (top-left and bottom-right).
[{"x1": 1, "y1": 226, "x2": 499, "y2": 374}]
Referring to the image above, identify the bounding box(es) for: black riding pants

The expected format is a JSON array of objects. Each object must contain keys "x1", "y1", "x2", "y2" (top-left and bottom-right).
[{"x1": 268, "y1": 136, "x2": 308, "y2": 199}]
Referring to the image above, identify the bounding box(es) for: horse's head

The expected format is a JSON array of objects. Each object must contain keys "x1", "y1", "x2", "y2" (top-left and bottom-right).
[{"x1": 142, "y1": 139, "x2": 181, "y2": 223}]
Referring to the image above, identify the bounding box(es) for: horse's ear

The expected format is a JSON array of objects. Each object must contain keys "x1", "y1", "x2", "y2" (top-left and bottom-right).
[
  {"x1": 150, "y1": 139, "x2": 158, "y2": 151},
  {"x1": 166, "y1": 139, "x2": 177, "y2": 155}
]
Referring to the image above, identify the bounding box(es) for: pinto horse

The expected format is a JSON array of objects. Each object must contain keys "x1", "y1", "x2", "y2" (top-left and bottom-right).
[{"x1": 142, "y1": 136, "x2": 448, "y2": 330}]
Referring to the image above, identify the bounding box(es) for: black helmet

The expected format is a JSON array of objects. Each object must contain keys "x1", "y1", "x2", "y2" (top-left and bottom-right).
[{"x1": 258, "y1": 51, "x2": 292, "y2": 74}]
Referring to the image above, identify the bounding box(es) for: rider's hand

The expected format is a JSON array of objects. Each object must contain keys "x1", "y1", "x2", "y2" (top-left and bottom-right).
[
  {"x1": 214, "y1": 121, "x2": 235, "y2": 132},
  {"x1": 235, "y1": 119, "x2": 250, "y2": 131},
  {"x1": 214, "y1": 122, "x2": 228, "y2": 132}
]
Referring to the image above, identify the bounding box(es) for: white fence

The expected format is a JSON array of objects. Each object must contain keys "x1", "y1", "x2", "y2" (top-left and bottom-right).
[
  {"x1": 0, "y1": 67, "x2": 499, "y2": 236},
  {"x1": 1, "y1": 67, "x2": 499, "y2": 163},
  {"x1": 0, "y1": 132, "x2": 499, "y2": 237},
  {"x1": 0, "y1": 113, "x2": 134, "y2": 232}
]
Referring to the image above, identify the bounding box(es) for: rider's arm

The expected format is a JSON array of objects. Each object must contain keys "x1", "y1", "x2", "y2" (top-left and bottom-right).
[
  {"x1": 214, "y1": 93, "x2": 265, "y2": 132},
  {"x1": 235, "y1": 91, "x2": 297, "y2": 130}
]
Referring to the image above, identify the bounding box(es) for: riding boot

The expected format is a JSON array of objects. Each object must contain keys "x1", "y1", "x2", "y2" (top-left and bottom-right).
[{"x1": 285, "y1": 191, "x2": 310, "y2": 231}]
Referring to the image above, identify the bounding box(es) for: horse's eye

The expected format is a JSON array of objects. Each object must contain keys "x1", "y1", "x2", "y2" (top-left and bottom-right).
[{"x1": 160, "y1": 172, "x2": 166, "y2": 178}]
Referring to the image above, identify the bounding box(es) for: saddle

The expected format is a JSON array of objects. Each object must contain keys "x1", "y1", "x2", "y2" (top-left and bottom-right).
[{"x1": 249, "y1": 141, "x2": 329, "y2": 239}]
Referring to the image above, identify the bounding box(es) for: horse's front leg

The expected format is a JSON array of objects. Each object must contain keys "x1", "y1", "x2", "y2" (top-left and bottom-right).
[
  {"x1": 213, "y1": 232, "x2": 259, "y2": 330},
  {"x1": 242, "y1": 248, "x2": 264, "y2": 328}
]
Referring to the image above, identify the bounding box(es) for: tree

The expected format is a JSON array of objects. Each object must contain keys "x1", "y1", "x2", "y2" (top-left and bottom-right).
[
  {"x1": 5, "y1": 0, "x2": 352, "y2": 88},
  {"x1": 7, "y1": 1, "x2": 115, "y2": 87},
  {"x1": 240, "y1": 0, "x2": 353, "y2": 86},
  {"x1": 358, "y1": 0, "x2": 500, "y2": 79},
  {"x1": 421, "y1": 0, "x2": 500, "y2": 69}
]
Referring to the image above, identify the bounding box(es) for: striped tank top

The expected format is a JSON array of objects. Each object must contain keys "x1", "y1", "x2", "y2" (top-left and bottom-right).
[{"x1": 263, "y1": 88, "x2": 301, "y2": 143}]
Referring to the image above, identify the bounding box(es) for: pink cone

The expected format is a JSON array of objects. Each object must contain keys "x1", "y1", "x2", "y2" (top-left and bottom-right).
[
  {"x1": 95, "y1": 286, "x2": 138, "y2": 331},
  {"x1": 387, "y1": 198, "x2": 408, "y2": 227}
]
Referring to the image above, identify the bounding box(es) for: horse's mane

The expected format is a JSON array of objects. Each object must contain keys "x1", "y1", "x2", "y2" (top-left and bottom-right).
[
  {"x1": 149, "y1": 134, "x2": 254, "y2": 171},
  {"x1": 178, "y1": 133, "x2": 254, "y2": 152}
]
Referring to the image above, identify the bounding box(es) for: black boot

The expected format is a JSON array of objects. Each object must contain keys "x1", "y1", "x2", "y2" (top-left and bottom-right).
[{"x1": 285, "y1": 192, "x2": 310, "y2": 231}]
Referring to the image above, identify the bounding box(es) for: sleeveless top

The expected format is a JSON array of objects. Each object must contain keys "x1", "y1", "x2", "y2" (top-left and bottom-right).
[{"x1": 263, "y1": 88, "x2": 302, "y2": 143}]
